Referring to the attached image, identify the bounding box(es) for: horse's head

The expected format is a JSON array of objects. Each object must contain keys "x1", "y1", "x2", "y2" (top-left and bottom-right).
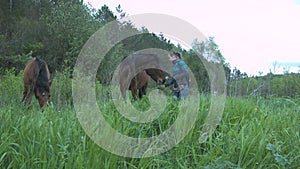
[
  {"x1": 35, "y1": 86, "x2": 51, "y2": 109},
  {"x1": 145, "y1": 68, "x2": 166, "y2": 84}
]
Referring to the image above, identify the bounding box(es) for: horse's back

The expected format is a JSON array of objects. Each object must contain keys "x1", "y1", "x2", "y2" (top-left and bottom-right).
[
  {"x1": 23, "y1": 57, "x2": 50, "y2": 85},
  {"x1": 23, "y1": 58, "x2": 39, "y2": 84}
]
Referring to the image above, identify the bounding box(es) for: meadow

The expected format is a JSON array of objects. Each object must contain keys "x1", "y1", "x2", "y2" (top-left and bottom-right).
[{"x1": 0, "y1": 71, "x2": 299, "y2": 169}]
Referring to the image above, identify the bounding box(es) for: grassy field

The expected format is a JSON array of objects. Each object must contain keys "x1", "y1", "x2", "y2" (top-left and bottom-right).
[{"x1": 1, "y1": 72, "x2": 299, "y2": 168}]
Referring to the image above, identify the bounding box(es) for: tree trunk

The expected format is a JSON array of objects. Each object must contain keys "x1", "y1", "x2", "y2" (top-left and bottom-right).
[{"x1": 10, "y1": 0, "x2": 13, "y2": 12}]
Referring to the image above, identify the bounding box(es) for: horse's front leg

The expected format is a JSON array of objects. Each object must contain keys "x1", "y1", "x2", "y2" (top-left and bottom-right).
[
  {"x1": 131, "y1": 88, "x2": 138, "y2": 100},
  {"x1": 142, "y1": 82, "x2": 148, "y2": 96},
  {"x1": 138, "y1": 88, "x2": 143, "y2": 99}
]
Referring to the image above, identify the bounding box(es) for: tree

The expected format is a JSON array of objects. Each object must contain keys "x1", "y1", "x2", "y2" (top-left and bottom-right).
[
  {"x1": 93, "y1": 5, "x2": 116, "y2": 23},
  {"x1": 41, "y1": 1, "x2": 99, "y2": 71},
  {"x1": 116, "y1": 4, "x2": 126, "y2": 19}
]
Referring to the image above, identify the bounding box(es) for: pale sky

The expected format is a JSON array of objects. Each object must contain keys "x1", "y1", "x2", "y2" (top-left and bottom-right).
[{"x1": 85, "y1": 0, "x2": 300, "y2": 76}]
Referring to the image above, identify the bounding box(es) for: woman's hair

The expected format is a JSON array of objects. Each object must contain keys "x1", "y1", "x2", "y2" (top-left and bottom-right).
[{"x1": 170, "y1": 51, "x2": 182, "y2": 59}]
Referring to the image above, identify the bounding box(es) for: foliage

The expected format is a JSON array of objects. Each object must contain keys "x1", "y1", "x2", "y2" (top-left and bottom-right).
[
  {"x1": 1, "y1": 71, "x2": 300, "y2": 168},
  {"x1": 1, "y1": 0, "x2": 183, "y2": 86},
  {"x1": 1, "y1": 2, "x2": 299, "y2": 168},
  {"x1": 2, "y1": 1, "x2": 298, "y2": 98},
  {"x1": 228, "y1": 73, "x2": 300, "y2": 98},
  {"x1": 1, "y1": 1, "x2": 299, "y2": 168},
  {"x1": 40, "y1": 1, "x2": 99, "y2": 71}
]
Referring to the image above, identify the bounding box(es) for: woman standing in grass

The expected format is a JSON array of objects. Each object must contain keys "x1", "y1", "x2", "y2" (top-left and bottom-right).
[{"x1": 161, "y1": 51, "x2": 189, "y2": 99}]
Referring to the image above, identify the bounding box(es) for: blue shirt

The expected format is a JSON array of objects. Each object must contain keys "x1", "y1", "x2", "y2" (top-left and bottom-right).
[{"x1": 165, "y1": 59, "x2": 189, "y2": 87}]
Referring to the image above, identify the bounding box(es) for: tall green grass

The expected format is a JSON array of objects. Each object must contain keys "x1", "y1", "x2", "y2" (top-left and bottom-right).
[{"x1": 1, "y1": 71, "x2": 299, "y2": 168}]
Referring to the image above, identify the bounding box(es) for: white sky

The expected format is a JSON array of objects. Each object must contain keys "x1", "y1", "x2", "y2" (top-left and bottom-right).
[{"x1": 85, "y1": 0, "x2": 300, "y2": 76}]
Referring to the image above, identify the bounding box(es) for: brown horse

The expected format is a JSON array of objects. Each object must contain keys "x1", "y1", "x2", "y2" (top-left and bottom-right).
[
  {"x1": 22, "y1": 57, "x2": 52, "y2": 109},
  {"x1": 119, "y1": 54, "x2": 166, "y2": 100},
  {"x1": 128, "y1": 70, "x2": 149, "y2": 100}
]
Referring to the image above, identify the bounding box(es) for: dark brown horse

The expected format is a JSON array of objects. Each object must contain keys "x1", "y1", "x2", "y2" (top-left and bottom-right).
[
  {"x1": 119, "y1": 54, "x2": 166, "y2": 100},
  {"x1": 22, "y1": 57, "x2": 52, "y2": 109},
  {"x1": 128, "y1": 70, "x2": 149, "y2": 100}
]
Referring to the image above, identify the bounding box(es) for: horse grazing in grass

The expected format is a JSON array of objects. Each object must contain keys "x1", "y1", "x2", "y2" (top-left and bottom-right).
[
  {"x1": 119, "y1": 54, "x2": 166, "y2": 100},
  {"x1": 22, "y1": 57, "x2": 52, "y2": 109}
]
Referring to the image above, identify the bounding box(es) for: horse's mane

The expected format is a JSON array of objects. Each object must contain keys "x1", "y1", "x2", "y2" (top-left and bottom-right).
[
  {"x1": 121, "y1": 55, "x2": 128, "y2": 61},
  {"x1": 35, "y1": 57, "x2": 50, "y2": 91}
]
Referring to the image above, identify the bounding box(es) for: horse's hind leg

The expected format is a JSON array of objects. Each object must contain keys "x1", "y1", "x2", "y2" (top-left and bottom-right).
[
  {"x1": 21, "y1": 86, "x2": 27, "y2": 103},
  {"x1": 22, "y1": 84, "x2": 34, "y2": 105},
  {"x1": 22, "y1": 84, "x2": 29, "y2": 103}
]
